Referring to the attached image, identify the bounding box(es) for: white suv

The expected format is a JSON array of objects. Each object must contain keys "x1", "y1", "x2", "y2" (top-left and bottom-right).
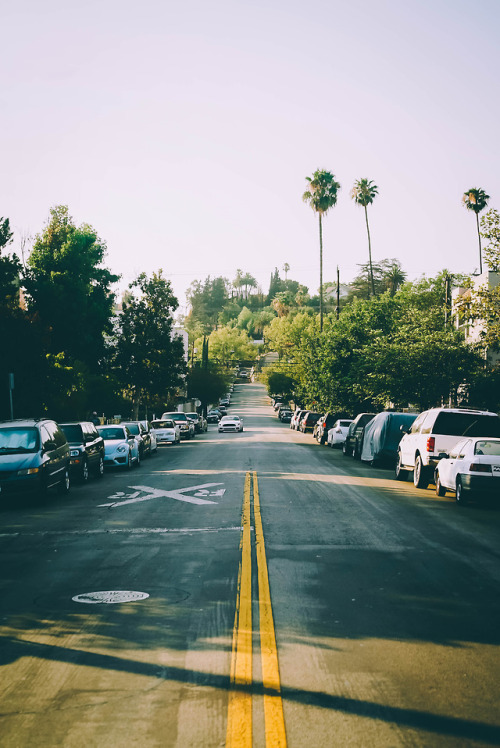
[{"x1": 396, "y1": 407, "x2": 500, "y2": 488}]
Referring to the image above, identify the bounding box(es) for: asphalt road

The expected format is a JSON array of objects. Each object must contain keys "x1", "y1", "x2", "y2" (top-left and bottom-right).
[{"x1": 1, "y1": 381, "x2": 500, "y2": 747}]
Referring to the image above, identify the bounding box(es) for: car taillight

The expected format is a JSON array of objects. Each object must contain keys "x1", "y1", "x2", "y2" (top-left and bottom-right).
[
  {"x1": 469, "y1": 463, "x2": 492, "y2": 473},
  {"x1": 426, "y1": 437, "x2": 435, "y2": 453}
]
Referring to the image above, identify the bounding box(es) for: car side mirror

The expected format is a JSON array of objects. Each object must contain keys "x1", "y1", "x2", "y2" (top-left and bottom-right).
[
  {"x1": 44, "y1": 441, "x2": 56, "y2": 452},
  {"x1": 400, "y1": 425, "x2": 409, "y2": 434},
  {"x1": 438, "y1": 452, "x2": 449, "y2": 459}
]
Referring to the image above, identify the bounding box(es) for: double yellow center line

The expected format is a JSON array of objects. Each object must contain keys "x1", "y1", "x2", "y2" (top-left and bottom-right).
[{"x1": 226, "y1": 472, "x2": 287, "y2": 747}]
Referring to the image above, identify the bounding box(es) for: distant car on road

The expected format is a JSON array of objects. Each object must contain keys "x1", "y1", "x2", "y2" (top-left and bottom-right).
[
  {"x1": 97, "y1": 424, "x2": 140, "y2": 468},
  {"x1": 207, "y1": 409, "x2": 223, "y2": 423},
  {"x1": 435, "y1": 437, "x2": 500, "y2": 504},
  {"x1": 0, "y1": 418, "x2": 71, "y2": 497},
  {"x1": 218, "y1": 415, "x2": 244, "y2": 433},
  {"x1": 59, "y1": 421, "x2": 105, "y2": 482},
  {"x1": 279, "y1": 409, "x2": 293, "y2": 423}
]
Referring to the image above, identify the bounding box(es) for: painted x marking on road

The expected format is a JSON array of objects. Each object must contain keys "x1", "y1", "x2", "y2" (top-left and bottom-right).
[{"x1": 99, "y1": 482, "x2": 224, "y2": 508}]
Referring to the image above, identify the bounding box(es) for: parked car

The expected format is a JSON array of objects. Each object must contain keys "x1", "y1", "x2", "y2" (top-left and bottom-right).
[
  {"x1": 299, "y1": 412, "x2": 321, "y2": 434},
  {"x1": 151, "y1": 419, "x2": 181, "y2": 445},
  {"x1": 343, "y1": 413, "x2": 376, "y2": 457},
  {"x1": 161, "y1": 412, "x2": 195, "y2": 439},
  {"x1": 434, "y1": 437, "x2": 500, "y2": 504},
  {"x1": 97, "y1": 424, "x2": 140, "y2": 468},
  {"x1": 59, "y1": 421, "x2": 105, "y2": 481},
  {"x1": 139, "y1": 420, "x2": 158, "y2": 453},
  {"x1": 279, "y1": 409, "x2": 293, "y2": 423},
  {"x1": 219, "y1": 396, "x2": 231, "y2": 407},
  {"x1": 122, "y1": 421, "x2": 152, "y2": 457},
  {"x1": 327, "y1": 419, "x2": 353, "y2": 448},
  {"x1": 186, "y1": 413, "x2": 208, "y2": 433},
  {"x1": 360, "y1": 412, "x2": 417, "y2": 466},
  {"x1": 207, "y1": 409, "x2": 223, "y2": 424},
  {"x1": 0, "y1": 418, "x2": 71, "y2": 497},
  {"x1": 291, "y1": 409, "x2": 306, "y2": 430},
  {"x1": 315, "y1": 412, "x2": 344, "y2": 444},
  {"x1": 218, "y1": 415, "x2": 243, "y2": 433},
  {"x1": 396, "y1": 407, "x2": 500, "y2": 488}
]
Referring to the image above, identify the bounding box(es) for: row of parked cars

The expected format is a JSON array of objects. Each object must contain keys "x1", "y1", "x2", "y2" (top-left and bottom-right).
[
  {"x1": 0, "y1": 409, "x2": 211, "y2": 499},
  {"x1": 275, "y1": 401, "x2": 500, "y2": 505}
]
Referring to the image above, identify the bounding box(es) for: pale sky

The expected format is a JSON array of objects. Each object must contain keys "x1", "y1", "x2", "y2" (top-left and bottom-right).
[{"x1": 3, "y1": 0, "x2": 499, "y2": 316}]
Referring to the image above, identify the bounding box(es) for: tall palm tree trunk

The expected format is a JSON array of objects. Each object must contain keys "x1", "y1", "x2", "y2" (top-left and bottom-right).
[
  {"x1": 365, "y1": 206, "x2": 375, "y2": 296},
  {"x1": 476, "y1": 213, "x2": 483, "y2": 275},
  {"x1": 319, "y1": 213, "x2": 323, "y2": 331}
]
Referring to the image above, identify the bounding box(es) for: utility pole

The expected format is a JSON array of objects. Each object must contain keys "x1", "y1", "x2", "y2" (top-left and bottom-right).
[{"x1": 444, "y1": 274, "x2": 451, "y2": 328}]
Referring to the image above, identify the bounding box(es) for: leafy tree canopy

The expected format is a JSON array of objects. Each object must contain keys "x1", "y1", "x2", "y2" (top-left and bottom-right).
[{"x1": 24, "y1": 205, "x2": 119, "y2": 369}]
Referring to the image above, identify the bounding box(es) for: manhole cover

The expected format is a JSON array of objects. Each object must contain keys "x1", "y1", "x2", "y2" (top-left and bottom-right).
[{"x1": 72, "y1": 590, "x2": 150, "y2": 604}]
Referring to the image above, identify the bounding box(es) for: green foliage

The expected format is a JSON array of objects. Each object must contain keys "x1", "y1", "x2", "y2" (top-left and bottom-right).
[
  {"x1": 265, "y1": 277, "x2": 483, "y2": 413},
  {"x1": 348, "y1": 259, "x2": 406, "y2": 300},
  {"x1": 303, "y1": 170, "x2": 341, "y2": 214},
  {"x1": 266, "y1": 371, "x2": 295, "y2": 400},
  {"x1": 187, "y1": 364, "x2": 228, "y2": 408},
  {"x1": 114, "y1": 271, "x2": 186, "y2": 415},
  {"x1": 24, "y1": 205, "x2": 119, "y2": 369},
  {"x1": 0, "y1": 217, "x2": 14, "y2": 253},
  {"x1": 481, "y1": 208, "x2": 500, "y2": 272},
  {"x1": 186, "y1": 275, "x2": 230, "y2": 333},
  {"x1": 201, "y1": 326, "x2": 258, "y2": 364}
]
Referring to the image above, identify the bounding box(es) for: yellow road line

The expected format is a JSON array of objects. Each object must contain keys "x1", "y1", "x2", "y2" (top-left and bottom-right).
[
  {"x1": 253, "y1": 472, "x2": 287, "y2": 748},
  {"x1": 226, "y1": 472, "x2": 253, "y2": 748}
]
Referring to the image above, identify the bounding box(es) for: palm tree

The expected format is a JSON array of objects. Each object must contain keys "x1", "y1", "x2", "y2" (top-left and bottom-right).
[
  {"x1": 462, "y1": 188, "x2": 490, "y2": 274},
  {"x1": 351, "y1": 178, "x2": 378, "y2": 296},
  {"x1": 303, "y1": 170, "x2": 341, "y2": 330}
]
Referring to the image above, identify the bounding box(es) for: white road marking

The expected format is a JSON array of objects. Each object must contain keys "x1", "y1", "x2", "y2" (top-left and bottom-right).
[
  {"x1": 98, "y1": 482, "x2": 226, "y2": 508},
  {"x1": 0, "y1": 527, "x2": 245, "y2": 538}
]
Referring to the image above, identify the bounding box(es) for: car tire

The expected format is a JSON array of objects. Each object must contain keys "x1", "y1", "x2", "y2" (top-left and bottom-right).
[
  {"x1": 58, "y1": 468, "x2": 71, "y2": 495},
  {"x1": 342, "y1": 442, "x2": 350, "y2": 456},
  {"x1": 81, "y1": 458, "x2": 89, "y2": 483},
  {"x1": 413, "y1": 455, "x2": 430, "y2": 489},
  {"x1": 95, "y1": 455, "x2": 104, "y2": 479},
  {"x1": 126, "y1": 451, "x2": 133, "y2": 470},
  {"x1": 395, "y1": 452, "x2": 409, "y2": 481},
  {"x1": 455, "y1": 476, "x2": 468, "y2": 505},
  {"x1": 135, "y1": 450, "x2": 141, "y2": 467},
  {"x1": 435, "y1": 474, "x2": 446, "y2": 497}
]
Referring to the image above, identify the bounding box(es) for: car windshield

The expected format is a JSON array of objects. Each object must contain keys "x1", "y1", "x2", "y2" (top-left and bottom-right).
[
  {"x1": 164, "y1": 413, "x2": 187, "y2": 421},
  {"x1": 433, "y1": 412, "x2": 500, "y2": 437},
  {"x1": 0, "y1": 427, "x2": 39, "y2": 453},
  {"x1": 475, "y1": 440, "x2": 500, "y2": 456},
  {"x1": 60, "y1": 425, "x2": 83, "y2": 442},
  {"x1": 339, "y1": 421, "x2": 352, "y2": 427},
  {"x1": 98, "y1": 427, "x2": 126, "y2": 440},
  {"x1": 152, "y1": 420, "x2": 174, "y2": 428},
  {"x1": 123, "y1": 423, "x2": 140, "y2": 435}
]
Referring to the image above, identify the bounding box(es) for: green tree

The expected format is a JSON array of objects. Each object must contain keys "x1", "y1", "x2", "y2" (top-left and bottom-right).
[
  {"x1": 351, "y1": 179, "x2": 378, "y2": 295},
  {"x1": 24, "y1": 205, "x2": 119, "y2": 369},
  {"x1": 480, "y1": 208, "x2": 500, "y2": 272},
  {"x1": 0, "y1": 217, "x2": 14, "y2": 255},
  {"x1": 114, "y1": 271, "x2": 186, "y2": 417},
  {"x1": 462, "y1": 187, "x2": 490, "y2": 274},
  {"x1": 303, "y1": 169, "x2": 341, "y2": 331}
]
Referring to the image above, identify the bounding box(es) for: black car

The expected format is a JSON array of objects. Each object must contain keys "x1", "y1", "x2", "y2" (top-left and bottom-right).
[
  {"x1": 59, "y1": 421, "x2": 105, "y2": 481},
  {"x1": 121, "y1": 421, "x2": 152, "y2": 457},
  {"x1": 0, "y1": 418, "x2": 71, "y2": 497},
  {"x1": 343, "y1": 413, "x2": 376, "y2": 458}
]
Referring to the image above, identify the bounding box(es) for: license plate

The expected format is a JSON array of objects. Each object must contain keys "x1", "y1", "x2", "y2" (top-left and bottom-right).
[{"x1": 493, "y1": 465, "x2": 500, "y2": 477}]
